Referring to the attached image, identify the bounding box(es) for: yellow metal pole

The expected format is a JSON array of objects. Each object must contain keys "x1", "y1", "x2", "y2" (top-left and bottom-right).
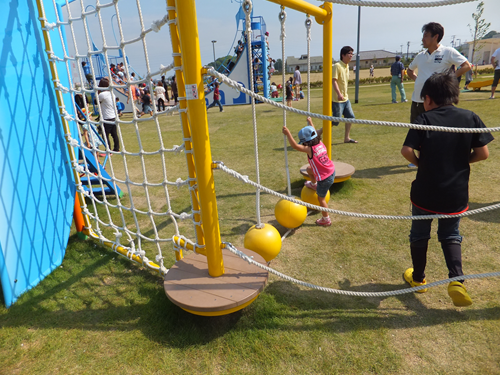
[
  {"x1": 167, "y1": 0, "x2": 205, "y2": 260},
  {"x1": 320, "y1": 2, "x2": 333, "y2": 159},
  {"x1": 174, "y1": 0, "x2": 224, "y2": 277},
  {"x1": 267, "y1": 0, "x2": 328, "y2": 21}
]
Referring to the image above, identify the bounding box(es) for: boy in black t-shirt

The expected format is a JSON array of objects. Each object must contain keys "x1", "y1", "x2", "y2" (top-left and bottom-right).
[{"x1": 401, "y1": 71, "x2": 493, "y2": 307}]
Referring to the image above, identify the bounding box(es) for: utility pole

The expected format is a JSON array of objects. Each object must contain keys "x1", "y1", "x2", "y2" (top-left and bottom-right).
[
  {"x1": 406, "y1": 41, "x2": 410, "y2": 60},
  {"x1": 400, "y1": 44, "x2": 403, "y2": 55},
  {"x1": 354, "y1": 1, "x2": 361, "y2": 104}
]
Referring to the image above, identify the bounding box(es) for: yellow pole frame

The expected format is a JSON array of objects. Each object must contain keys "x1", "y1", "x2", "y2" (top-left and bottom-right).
[
  {"x1": 167, "y1": 0, "x2": 206, "y2": 260},
  {"x1": 174, "y1": 0, "x2": 224, "y2": 277}
]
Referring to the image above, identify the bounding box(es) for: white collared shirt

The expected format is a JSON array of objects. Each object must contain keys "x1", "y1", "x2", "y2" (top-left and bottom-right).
[{"x1": 409, "y1": 45, "x2": 467, "y2": 103}]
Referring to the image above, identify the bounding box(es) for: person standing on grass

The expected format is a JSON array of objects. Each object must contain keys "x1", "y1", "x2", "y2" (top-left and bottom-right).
[
  {"x1": 407, "y1": 22, "x2": 471, "y2": 124},
  {"x1": 490, "y1": 46, "x2": 500, "y2": 99},
  {"x1": 171, "y1": 76, "x2": 178, "y2": 104},
  {"x1": 369, "y1": 64, "x2": 374, "y2": 77},
  {"x1": 98, "y1": 77, "x2": 120, "y2": 153},
  {"x1": 154, "y1": 81, "x2": 167, "y2": 111},
  {"x1": 331, "y1": 46, "x2": 357, "y2": 144},
  {"x1": 207, "y1": 82, "x2": 224, "y2": 112},
  {"x1": 406, "y1": 22, "x2": 471, "y2": 168},
  {"x1": 282, "y1": 117, "x2": 335, "y2": 227},
  {"x1": 285, "y1": 77, "x2": 293, "y2": 107},
  {"x1": 401, "y1": 71, "x2": 493, "y2": 307},
  {"x1": 390, "y1": 55, "x2": 407, "y2": 103},
  {"x1": 293, "y1": 65, "x2": 302, "y2": 101}
]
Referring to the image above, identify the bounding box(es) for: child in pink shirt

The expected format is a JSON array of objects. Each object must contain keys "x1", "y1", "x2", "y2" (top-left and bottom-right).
[{"x1": 283, "y1": 117, "x2": 336, "y2": 226}]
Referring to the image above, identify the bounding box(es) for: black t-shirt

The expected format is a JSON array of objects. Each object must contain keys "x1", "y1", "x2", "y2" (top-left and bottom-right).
[{"x1": 403, "y1": 105, "x2": 494, "y2": 213}]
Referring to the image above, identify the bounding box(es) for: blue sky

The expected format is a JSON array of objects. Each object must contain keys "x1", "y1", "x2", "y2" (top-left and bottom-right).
[{"x1": 61, "y1": 0, "x2": 500, "y2": 77}]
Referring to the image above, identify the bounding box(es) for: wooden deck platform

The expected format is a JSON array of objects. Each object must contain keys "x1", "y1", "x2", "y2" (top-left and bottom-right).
[
  {"x1": 300, "y1": 161, "x2": 355, "y2": 183},
  {"x1": 164, "y1": 248, "x2": 268, "y2": 316}
]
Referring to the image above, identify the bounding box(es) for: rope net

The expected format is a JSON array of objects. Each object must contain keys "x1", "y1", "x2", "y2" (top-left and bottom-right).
[{"x1": 41, "y1": 0, "x2": 200, "y2": 274}]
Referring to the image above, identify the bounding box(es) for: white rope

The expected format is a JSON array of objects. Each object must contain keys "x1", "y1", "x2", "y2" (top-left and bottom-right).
[
  {"x1": 206, "y1": 68, "x2": 500, "y2": 133},
  {"x1": 279, "y1": 7, "x2": 292, "y2": 198},
  {"x1": 321, "y1": 0, "x2": 475, "y2": 8},
  {"x1": 244, "y1": 0, "x2": 263, "y2": 228},
  {"x1": 213, "y1": 162, "x2": 500, "y2": 220},
  {"x1": 305, "y1": 16, "x2": 312, "y2": 113},
  {"x1": 224, "y1": 242, "x2": 500, "y2": 297}
]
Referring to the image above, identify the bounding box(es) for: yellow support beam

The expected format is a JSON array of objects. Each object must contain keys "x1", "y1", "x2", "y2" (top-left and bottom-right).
[
  {"x1": 321, "y1": 2, "x2": 333, "y2": 159},
  {"x1": 175, "y1": 0, "x2": 224, "y2": 277},
  {"x1": 267, "y1": 0, "x2": 328, "y2": 22}
]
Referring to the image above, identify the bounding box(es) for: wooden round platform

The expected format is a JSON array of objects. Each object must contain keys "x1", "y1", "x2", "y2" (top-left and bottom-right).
[
  {"x1": 164, "y1": 248, "x2": 268, "y2": 316},
  {"x1": 300, "y1": 161, "x2": 355, "y2": 183}
]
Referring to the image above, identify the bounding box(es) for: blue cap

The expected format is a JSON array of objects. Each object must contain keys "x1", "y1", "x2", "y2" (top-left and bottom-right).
[{"x1": 298, "y1": 125, "x2": 317, "y2": 144}]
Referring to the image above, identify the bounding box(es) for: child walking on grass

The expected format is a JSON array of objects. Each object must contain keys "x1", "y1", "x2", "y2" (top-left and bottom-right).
[
  {"x1": 283, "y1": 117, "x2": 336, "y2": 226},
  {"x1": 401, "y1": 70, "x2": 493, "y2": 307}
]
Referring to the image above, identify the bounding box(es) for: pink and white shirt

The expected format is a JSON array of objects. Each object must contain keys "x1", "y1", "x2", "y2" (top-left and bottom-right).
[{"x1": 308, "y1": 142, "x2": 335, "y2": 181}]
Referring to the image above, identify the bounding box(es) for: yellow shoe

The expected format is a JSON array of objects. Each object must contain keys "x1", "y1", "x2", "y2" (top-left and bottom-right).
[
  {"x1": 448, "y1": 281, "x2": 472, "y2": 307},
  {"x1": 403, "y1": 268, "x2": 428, "y2": 293}
]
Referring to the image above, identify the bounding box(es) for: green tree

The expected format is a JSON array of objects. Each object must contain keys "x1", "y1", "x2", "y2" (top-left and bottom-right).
[
  {"x1": 468, "y1": 1, "x2": 490, "y2": 77},
  {"x1": 482, "y1": 30, "x2": 498, "y2": 39},
  {"x1": 274, "y1": 58, "x2": 283, "y2": 73}
]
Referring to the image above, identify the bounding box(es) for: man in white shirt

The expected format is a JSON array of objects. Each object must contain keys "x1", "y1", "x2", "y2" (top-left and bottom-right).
[
  {"x1": 407, "y1": 22, "x2": 471, "y2": 122},
  {"x1": 490, "y1": 47, "x2": 500, "y2": 99}
]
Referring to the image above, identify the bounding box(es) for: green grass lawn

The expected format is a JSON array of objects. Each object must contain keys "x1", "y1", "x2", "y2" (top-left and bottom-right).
[{"x1": 1, "y1": 82, "x2": 499, "y2": 374}]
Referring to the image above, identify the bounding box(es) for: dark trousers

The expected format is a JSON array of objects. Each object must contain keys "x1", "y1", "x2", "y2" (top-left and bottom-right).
[
  {"x1": 410, "y1": 204, "x2": 464, "y2": 283},
  {"x1": 207, "y1": 99, "x2": 223, "y2": 111},
  {"x1": 104, "y1": 120, "x2": 119, "y2": 152},
  {"x1": 157, "y1": 98, "x2": 165, "y2": 111},
  {"x1": 410, "y1": 101, "x2": 426, "y2": 123}
]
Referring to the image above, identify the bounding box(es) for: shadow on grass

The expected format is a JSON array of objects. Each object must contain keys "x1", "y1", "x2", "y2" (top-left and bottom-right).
[
  {"x1": 2, "y1": 236, "x2": 499, "y2": 347},
  {"x1": 0, "y1": 235, "x2": 244, "y2": 347},
  {"x1": 467, "y1": 201, "x2": 500, "y2": 223},
  {"x1": 354, "y1": 164, "x2": 416, "y2": 179},
  {"x1": 263, "y1": 280, "x2": 500, "y2": 331}
]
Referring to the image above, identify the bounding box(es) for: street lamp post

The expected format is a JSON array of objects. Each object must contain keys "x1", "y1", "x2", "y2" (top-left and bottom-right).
[{"x1": 211, "y1": 40, "x2": 217, "y2": 70}]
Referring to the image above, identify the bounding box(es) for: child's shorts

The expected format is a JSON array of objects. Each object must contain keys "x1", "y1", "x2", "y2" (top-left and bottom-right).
[
  {"x1": 143, "y1": 104, "x2": 152, "y2": 113},
  {"x1": 316, "y1": 170, "x2": 335, "y2": 198}
]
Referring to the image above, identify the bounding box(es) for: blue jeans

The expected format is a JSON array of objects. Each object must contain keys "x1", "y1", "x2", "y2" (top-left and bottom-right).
[
  {"x1": 390, "y1": 76, "x2": 406, "y2": 102},
  {"x1": 316, "y1": 170, "x2": 335, "y2": 198},
  {"x1": 409, "y1": 205, "x2": 462, "y2": 244},
  {"x1": 331, "y1": 100, "x2": 355, "y2": 126},
  {"x1": 207, "y1": 99, "x2": 223, "y2": 111}
]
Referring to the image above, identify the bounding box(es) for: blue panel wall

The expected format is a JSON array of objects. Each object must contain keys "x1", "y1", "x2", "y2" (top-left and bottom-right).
[{"x1": 0, "y1": 0, "x2": 76, "y2": 307}]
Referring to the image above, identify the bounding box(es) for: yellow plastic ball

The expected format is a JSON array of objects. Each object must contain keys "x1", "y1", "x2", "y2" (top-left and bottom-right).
[
  {"x1": 274, "y1": 198, "x2": 307, "y2": 229},
  {"x1": 300, "y1": 186, "x2": 330, "y2": 207},
  {"x1": 244, "y1": 224, "x2": 282, "y2": 262}
]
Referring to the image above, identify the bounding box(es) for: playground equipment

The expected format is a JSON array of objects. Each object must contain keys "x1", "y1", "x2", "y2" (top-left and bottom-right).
[
  {"x1": 468, "y1": 79, "x2": 494, "y2": 91},
  {"x1": 3, "y1": 0, "x2": 499, "y2": 315},
  {"x1": 204, "y1": 6, "x2": 270, "y2": 107}
]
